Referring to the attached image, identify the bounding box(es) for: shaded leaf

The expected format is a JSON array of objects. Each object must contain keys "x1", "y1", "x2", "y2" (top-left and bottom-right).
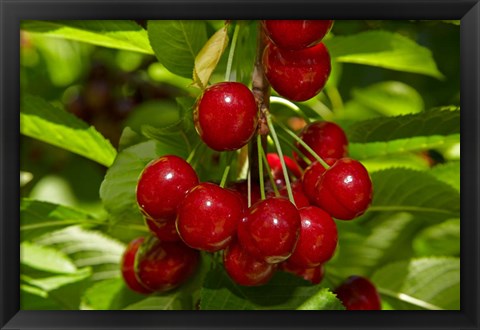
[
  {"x1": 346, "y1": 106, "x2": 459, "y2": 143},
  {"x1": 192, "y1": 26, "x2": 229, "y2": 89},
  {"x1": 22, "y1": 20, "x2": 153, "y2": 54},
  {"x1": 200, "y1": 267, "x2": 343, "y2": 310},
  {"x1": 21, "y1": 94, "x2": 117, "y2": 167},
  {"x1": 371, "y1": 257, "x2": 460, "y2": 310},
  {"x1": 148, "y1": 20, "x2": 207, "y2": 78},
  {"x1": 324, "y1": 30, "x2": 444, "y2": 79}
]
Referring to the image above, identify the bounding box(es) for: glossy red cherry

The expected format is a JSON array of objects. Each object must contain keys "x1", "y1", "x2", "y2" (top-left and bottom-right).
[
  {"x1": 281, "y1": 261, "x2": 325, "y2": 284},
  {"x1": 136, "y1": 155, "x2": 198, "y2": 220},
  {"x1": 120, "y1": 237, "x2": 152, "y2": 294},
  {"x1": 145, "y1": 217, "x2": 180, "y2": 242},
  {"x1": 223, "y1": 239, "x2": 276, "y2": 286},
  {"x1": 194, "y1": 82, "x2": 258, "y2": 151},
  {"x1": 176, "y1": 182, "x2": 244, "y2": 252},
  {"x1": 278, "y1": 181, "x2": 310, "y2": 209},
  {"x1": 263, "y1": 20, "x2": 334, "y2": 50},
  {"x1": 237, "y1": 197, "x2": 301, "y2": 264},
  {"x1": 301, "y1": 158, "x2": 336, "y2": 204},
  {"x1": 287, "y1": 206, "x2": 338, "y2": 267},
  {"x1": 266, "y1": 153, "x2": 302, "y2": 186},
  {"x1": 314, "y1": 158, "x2": 373, "y2": 220},
  {"x1": 293, "y1": 121, "x2": 348, "y2": 169},
  {"x1": 136, "y1": 236, "x2": 199, "y2": 292},
  {"x1": 263, "y1": 41, "x2": 331, "y2": 102},
  {"x1": 335, "y1": 276, "x2": 382, "y2": 310}
]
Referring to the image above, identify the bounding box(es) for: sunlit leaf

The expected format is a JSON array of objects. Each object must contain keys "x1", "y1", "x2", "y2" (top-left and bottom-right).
[
  {"x1": 192, "y1": 26, "x2": 229, "y2": 89},
  {"x1": 372, "y1": 257, "x2": 460, "y2": 310},
  {"x1": 21, "y1": 94, "x2": 117, "y2": 167},
  {"x1": 22, "y1": 20, "x2": 153, "y2": 54},
  {"x1": 325, "y1": 30, "x2": 444, "y2": 79}
]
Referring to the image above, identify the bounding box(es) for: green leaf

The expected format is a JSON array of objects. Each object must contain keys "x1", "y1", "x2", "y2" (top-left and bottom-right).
[
  {"x1": 148, "y1": 20, "x2": 208, "y2": 78},
  {"x1": 346, "y1": 107, "x2": 460, "y2": 143},
  {"x1": 360, "y1": 154, "x2": 430, "y2": 173},
  {"x1": 349, "y1": 134, "x2": 460, "y2": 160},
  {"x1": 429, "y1": 161, "x2": 460, "y2": 192},
  {"x1": 324, "y1": 30, "x2": 444, "y2": 79},
  {"x1": 413, "y1": 219, "x2": 460, "y2": 257},
  {"x1": 21, "y1": 20, "x2": 153, "y2": 54},
  {"x1": 20, "y1": 171, "x2": 34, "y2": 187},
  {"x1": 34, "y1": 226, "x2": 125, "y2": 281},
  {"x1": 99, "y1": 140, "x2": 187, "y2": 240},
  {"x1": 21, "y1": 241, "x2": 77, "y2": 274},
  {"x1": 328, "y1": 212, "x2": 418, "y2": 277},
  {"x1": 20, "y1": 198, "x2": 101, "y2": 242},
  {"x1": 21, "y1": 267, "x2": 92, "y2": 292},
  {"x1": 200, "y1": 267, "x2": 344, "y2": 310},
  {"x1": 371, "y1": 257, "x2": 460, "y2": 310},
  {"x1": 368, "y1": 168, "x2": 460, "y2": 220},
  {"x1": 350, "y1": 81, "x2": 424, "y2": 117},
  {"x1": 192, "y1": 26, "x2": 229, "y2": 89},
  {"x1": 80, "y1": 277, "x2": 146, "y2": 310},
  {"x1": 21, "y1": 94, "x2": 117, "y2": 167}
]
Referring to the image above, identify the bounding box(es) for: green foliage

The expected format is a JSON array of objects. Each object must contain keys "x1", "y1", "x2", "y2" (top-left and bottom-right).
[
  {"x1": 21, "y1": 94, "x2": 117, "y2": 167},
  {"x1": 22, "y1": 20, "x2": 153, "y2": 54},
  {"x1": 148, "y1": 20, "x2": 208, "y2": 78},
  {"x1": 371, "y1": 257, "x2": 460, "y2": 310},
  {"x1": 325, "y1": 30, "x2": 444, "y2": 79},
  {"x1": 200, "y1": 267, "x2": 344, "y2": 310}
]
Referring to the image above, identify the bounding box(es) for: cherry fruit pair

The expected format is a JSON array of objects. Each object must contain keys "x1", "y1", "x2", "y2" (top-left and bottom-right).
[{"x1": 262, "y1": 20, "x2": 333, "y2": 102}]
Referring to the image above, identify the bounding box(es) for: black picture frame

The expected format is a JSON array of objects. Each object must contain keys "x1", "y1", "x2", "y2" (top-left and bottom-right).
[{"x1": 1, "y1": 0, "x2": 479, "y2": 329}]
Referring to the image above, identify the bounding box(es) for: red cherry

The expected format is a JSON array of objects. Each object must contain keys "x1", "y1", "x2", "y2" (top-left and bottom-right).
[
  {"x1": 266, "y1": 153, "x2": 302, "y2": 186},
  {"x1": 302, "y1": 159, "x2": 336, "y2": 204},
  {"x1": 281, "y1": 261, "x2": 325, "y2": 285},
  {"x1": 263, "y1": 20, "x2": 334, "y2": 50},
  {"x1": 278, "y1": 181, "x2": 310, "y2": 209},
  {"x1": 176, "y1": 182, "x2": 244, "y2": 252},
  {"x1": 194, "y1": 82, "x2": 258, "y2": 151},
  {"x1": 263, "y1": 41, "x2": 331, "y2": 102},
  {"x1": 314, "y1": 158, "x2": 373, "y2": 220},
  {"x1": 237, "y1": 197, "x2": 301, "y2": 264},
  {"x1": 145, "y1": 217, "x2": 180, "y2": 242},
  {"x1": 335, "y1": 276, "x2": 382, "y2": 310},
  {"x1": 223, "y1": 239, "x2": 276, "y2": 286},
  {"x1": 120, "y1": 237, "x2": 152, "y2": 294},
  {"x1": 287, "y1": 206, "x2": 338, "y2": 267},
  {"x1": 136, "y1": 155, "x2": 198, "y2": 220},
  {"x1": 136, "y1": 236, "x2": 199, "y2": 292},
  {"x1": 293, "y1": 121, "x2": 348, "y2": 169}
]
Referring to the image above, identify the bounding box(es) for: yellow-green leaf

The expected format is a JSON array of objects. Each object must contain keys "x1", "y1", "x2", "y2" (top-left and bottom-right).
[{"x1": 192, "y1": 26, "x2": 229, "y2": 89}]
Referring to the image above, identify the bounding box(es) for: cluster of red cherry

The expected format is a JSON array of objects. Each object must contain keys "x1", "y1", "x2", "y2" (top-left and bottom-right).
[{"x1": 120, "y1": 20, "x2": 381, "y2": 310}]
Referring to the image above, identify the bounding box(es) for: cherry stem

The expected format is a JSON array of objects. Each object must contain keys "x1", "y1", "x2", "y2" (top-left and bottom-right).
[
  {"x1": 277, "y1": 133, "x2": 311, "y2": 166},
  {"x1": 266, "y1": 114, "x2": 295, "y2": 206},
  {"x1": 224, "y1": 21, "x2": 240, "y2": 82},
  {"x1": 219, "y1": 165, "x2": 231, "y2": 188},
  {"x1": 247, "y1": 154, "x2": 252, "y2": 208},
  {"x1": 275, "y1": 119, "x2": 331, "y2": 170},
  {"x1": 257, "y1": 135, "x2": 266, "y2": 200},
  {"x1": 270, "y1": 96, "x2": 312, "y2": 123},
  {"x1": 258, "y1": 142, "x2": 280, "y2": 197},
  {"x1": 186, "y1": 141, "x2": 202, "y2": 164}
]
